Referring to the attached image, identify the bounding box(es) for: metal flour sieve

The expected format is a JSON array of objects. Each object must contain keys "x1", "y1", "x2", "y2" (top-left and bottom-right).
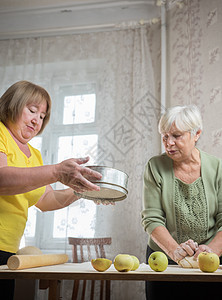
[{"x1": 74, "y1": 166, "x2": 129, "y2": 202}]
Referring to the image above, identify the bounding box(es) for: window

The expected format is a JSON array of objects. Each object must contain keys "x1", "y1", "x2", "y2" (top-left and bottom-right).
[
  {"x1": 53, "y1": 200, "x2": 96, "y2": 238},
  {"x1": 57, "y1": 135, "x2": 98, "y2": 163},
  {"x1": 24, "y1": 83, "x2": 99, "y2": 250},
  {"x1": 24, "y1": 137, "x2": 42, "y2": 239},
  {"x1": 63, "y1": 94, "x2": 96, "y2": 125}
]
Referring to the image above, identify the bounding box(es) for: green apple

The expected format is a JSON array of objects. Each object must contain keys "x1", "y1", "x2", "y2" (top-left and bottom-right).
[
  {"x1": 114, "y1": 254, "x2": 134, "y2": 272},
  {"x1": 198, "y1": 252, "x2": 219, "y2": 273},
  {"x1": 131, "y1": 255, "x2": 140, "y2": 271},
  {"x1": 148, "y1": 251, "x2": 168, "y2": 272},
  {"x1": 91, "y1": 258, "x2": 112, "y2": 272}
]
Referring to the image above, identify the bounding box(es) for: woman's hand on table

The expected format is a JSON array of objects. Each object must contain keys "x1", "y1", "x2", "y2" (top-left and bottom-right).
[
  {"x1": 173, "y1": 239, "x2": 198, "y2": 262},
  {"x1": 193, "y1": 244, "x2": 213, "y2": 259},
  {"x1": 174, "y1": 240, "x2": 214, "y2": 262},
  {"x1": 55, "y1": 156, "x2": 102, "y2": 193}
]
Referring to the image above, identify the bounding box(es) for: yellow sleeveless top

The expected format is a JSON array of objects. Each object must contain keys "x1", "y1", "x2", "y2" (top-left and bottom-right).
[{"x1": 0, "y1": 122, "x2": 46, "y2": 253}]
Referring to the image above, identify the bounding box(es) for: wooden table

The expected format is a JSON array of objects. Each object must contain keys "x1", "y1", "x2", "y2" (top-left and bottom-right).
[{"x1": 1, "y1": 262, "x2": 222, "y2": 299}]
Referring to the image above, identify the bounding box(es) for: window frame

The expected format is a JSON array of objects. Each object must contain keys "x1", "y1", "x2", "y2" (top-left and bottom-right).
[{"x1": 24, "y1": 81, "x2": 100, "y2": 250}]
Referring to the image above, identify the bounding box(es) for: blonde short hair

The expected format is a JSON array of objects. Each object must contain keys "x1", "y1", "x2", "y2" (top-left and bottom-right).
[
  {"x1": 158, "y1": 105, "x2": 203, "y2": 136},
  {"x1": 0, "y1": 80, "x2": 51, "y2": 135}
]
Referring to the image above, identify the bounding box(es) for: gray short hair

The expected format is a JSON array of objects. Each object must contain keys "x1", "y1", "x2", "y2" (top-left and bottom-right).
[{"x1": 158, "y1": 104, "x2": 203, "y2": 136}]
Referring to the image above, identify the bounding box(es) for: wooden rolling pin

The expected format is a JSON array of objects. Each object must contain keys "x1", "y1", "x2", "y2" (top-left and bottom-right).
[{"x1": 7, "y1": 254, "x2": 68, "y2": 270}]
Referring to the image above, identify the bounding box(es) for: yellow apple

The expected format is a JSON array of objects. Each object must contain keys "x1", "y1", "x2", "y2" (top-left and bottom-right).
[
  {"x1": 148, "y1": 251, "x2": 168, "y2": 272},
  {"x1": 198, "y1": 252, "x2": 220, "y2": 273},
  {"x1": 114, "y1": 254, "x2": 134, "y2": 272},
  {"x1": 91, "y1": 258, "x2": 112, "y2": 272},
  {"x1": 131, "y1": 255, "x2": 140, "y2": 271}
]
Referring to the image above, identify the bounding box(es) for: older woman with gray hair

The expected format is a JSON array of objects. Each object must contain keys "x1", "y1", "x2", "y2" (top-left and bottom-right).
[{"x1": 141, "y1": 104, "x2": 222, "y2": 299}]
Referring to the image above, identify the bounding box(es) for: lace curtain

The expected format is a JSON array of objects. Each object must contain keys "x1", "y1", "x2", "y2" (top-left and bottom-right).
[{"x1": 0, "y1": 24, "x2": 161, "y2": 299}]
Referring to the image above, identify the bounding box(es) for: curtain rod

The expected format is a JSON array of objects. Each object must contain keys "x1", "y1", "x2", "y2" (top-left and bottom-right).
[{"x1": 0, "y1": 18, "x2": 161, "y2": 40}]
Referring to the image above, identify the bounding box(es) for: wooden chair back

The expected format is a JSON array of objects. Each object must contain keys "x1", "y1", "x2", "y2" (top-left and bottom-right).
[{"x1": 68, "y1": 237, "x2": 112, "y2": 300}]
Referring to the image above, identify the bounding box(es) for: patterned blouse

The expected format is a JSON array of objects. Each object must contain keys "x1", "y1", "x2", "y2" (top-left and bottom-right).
[{"x1": 174, "y1": 177, "x2": 208, "y2": 244}]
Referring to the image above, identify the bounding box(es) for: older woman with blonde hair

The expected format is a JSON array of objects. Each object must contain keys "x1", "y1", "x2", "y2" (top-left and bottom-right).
[
  {"x1": 0, "y1": 81, "x2": 102, "y2": 299},
  {"x1": 142, "y1": 104, "x2": 222, "y2": 299}
]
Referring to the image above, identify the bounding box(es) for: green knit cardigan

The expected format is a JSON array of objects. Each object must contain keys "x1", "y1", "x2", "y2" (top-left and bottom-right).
[{"x1": 141, "y1": 149, "x2": 222, "y2": 252}]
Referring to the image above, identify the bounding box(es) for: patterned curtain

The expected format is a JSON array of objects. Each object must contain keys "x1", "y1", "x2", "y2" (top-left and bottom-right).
[{"x1": 0, "y1": 24, "x2": 161, "y2": 299}]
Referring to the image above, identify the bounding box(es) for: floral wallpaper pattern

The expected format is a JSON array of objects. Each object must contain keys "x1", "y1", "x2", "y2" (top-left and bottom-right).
[{"x1": 167, "y1": 0, "x2": 222, "y2": 157}]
